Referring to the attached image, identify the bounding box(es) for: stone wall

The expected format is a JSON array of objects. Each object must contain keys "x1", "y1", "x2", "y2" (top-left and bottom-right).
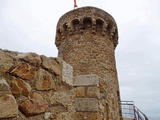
[
  {"x1": 0, "y1": 49, "x2": 74, "y2": 120},
  {"x1": 0, "y1": 49, "x2": 103, "y2": 120}
]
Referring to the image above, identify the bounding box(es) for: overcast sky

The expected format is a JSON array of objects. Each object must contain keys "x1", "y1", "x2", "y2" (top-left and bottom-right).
[{"x1": 0, "y1": 0, "x2": 160, "y2": 119}]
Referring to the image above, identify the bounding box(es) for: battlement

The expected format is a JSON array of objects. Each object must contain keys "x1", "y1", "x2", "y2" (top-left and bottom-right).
[{"x1": 55, "y1": 7, "x2": 118, "y2": 48}]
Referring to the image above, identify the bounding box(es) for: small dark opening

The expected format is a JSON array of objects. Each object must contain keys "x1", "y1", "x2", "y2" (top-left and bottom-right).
[
  {"x1": 72, "y1": 19, "x2": 80, "y2": 30},
  {"x1": 63, "y1": 23, "x2": 68, "y2": 31},
  {"x1": 107, "y1": 23, "x2": 112, "y2": 32},
  {"x1": 83, "y1": 17, "x2": 92, "y2": 29},
  {"x1": 96, "y1": 19, "x2": 104, "y2": 31}
]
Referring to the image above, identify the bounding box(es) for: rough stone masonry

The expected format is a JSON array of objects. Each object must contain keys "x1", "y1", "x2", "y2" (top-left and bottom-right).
[
  {"x1": 0, "y1": 7, "x2": 122, "y2": 120},
  {"x1": 56, "y1": 7, "x2": 122, "y2": 120}
]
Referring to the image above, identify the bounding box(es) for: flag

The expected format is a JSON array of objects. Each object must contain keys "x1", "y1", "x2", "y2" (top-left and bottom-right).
[{"x1": 74, "y1": 0, "x2": 77, "y2": 8}]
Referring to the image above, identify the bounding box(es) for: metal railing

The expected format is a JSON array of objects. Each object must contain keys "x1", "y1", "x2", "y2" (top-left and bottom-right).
[{"x1": 121, "y1": 101, "x2": 149, "y2": 120}]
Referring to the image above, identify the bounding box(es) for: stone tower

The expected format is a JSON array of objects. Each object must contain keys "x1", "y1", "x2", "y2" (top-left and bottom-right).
[{"x1": 56, "y1": 7, "x2": 122, "y2": 120}]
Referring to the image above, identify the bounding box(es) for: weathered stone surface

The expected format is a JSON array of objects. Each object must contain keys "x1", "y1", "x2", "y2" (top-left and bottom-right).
[
  {"x1": 74, "y1": 74, "x2": 99, "y2": 86},
  {"x1": 16, "y1": 52, "x2": 41, "y2": 66},
  {"x1": 56, "y1": 6, "x2": 122, "y2": 120},
  {"x1": 0, "y1": 94, "x2": 18, "y2": 119},
  {"x1": 11, "y1": 77, "x2": 31, "y2": 96},
  {"x1": 51, "y1": 105, "x2": 67, "y2": 113},
  {"x1": 75, "y1": 98, "x2": 98, "y2": 112},
  {"x1": 0, "y1": 50, "x2": 14, "y2": 74},
  {"x1": 75, "y1": 87, "x2": 86, "y2": 97},
  {"x1": 41, "y1": 56, "x2": 62, "y2": 76},
  {"x1": 20, "y1": 92, "x2": 48, "y2": 116},
  {"x1": 44, "y1": 112, "x2": 51, "y2": 120},
  {"x1": 87, "y1": 112, "x2": 101, "y2": 120},
  {"x1": 10, "y1": 62, "x2": 36, "y2": 80},
  {"x1": 0, "y1": 78, "x2": 11, "y2": 94},
  {"x1": 74, "y1": 112, "x2": 101, "y2": 120},
  {"x1": 56, "y1": 112, "x2": 73, "y2": 120},
  {"x1": 62, "y1": 60, "x2": 73, "y2": 85},
  {"x1": 50, "y1": 90, "x2": 75, "y2": 107},
  {"x1": 35, "y1": 69, "x2": 55, "y2": 90},
  {"x1": 87, "y1": 86, "x2": 100, "y2": 98},
  {"x1": 51, "y1": 106, "x2": 67, "y2": 119}
]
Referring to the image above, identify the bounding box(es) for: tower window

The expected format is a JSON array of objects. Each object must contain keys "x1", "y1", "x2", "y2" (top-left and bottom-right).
[
  {"x1": 96, "y1": 19, "x2": 104, "y2": 31},
  {"x1": 83, "y1": 17, "x2": 92, "y2": 29}
]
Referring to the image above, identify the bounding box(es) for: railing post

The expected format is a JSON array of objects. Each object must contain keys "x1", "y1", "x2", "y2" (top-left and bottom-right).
[{"x1": 133, "y1": 105, "x2": 137, "y2": 120}]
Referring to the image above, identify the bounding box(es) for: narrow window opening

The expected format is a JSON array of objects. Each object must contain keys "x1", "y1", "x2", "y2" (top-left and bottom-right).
[
  {"x1": 63, "y1": 23, "x2": 68, "y2": 31},
  {"x1": 96, "y1": 19, "x2": 104, "y2": 31},
  {"x1": 83, "y1": 17, "x2": 92, "y2": 29},
  {"x1": 72, "y1": 19, "x2": 80, "y2": 30}
]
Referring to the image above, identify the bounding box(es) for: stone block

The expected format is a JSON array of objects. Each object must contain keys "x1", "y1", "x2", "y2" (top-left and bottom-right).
[
  {"x1": 0, "y1": 50, "x2": 14, "y2": 74},
  {"x1": 11, "y1": 77, "x2": 31, "y2": 96},
  {"x1": 50, "y1": 90, "x2": 75, "y2": 107},
  {"x1": 10, "y1": 62, "x2": 36, "y2": 80},
  {"x1": 51, "y1": 106, "x2": 67, "y2": 119},
  {"x1": 75, "y1": 98, "x2": 98, "y2": 112},
  {"x1": 41, "y1": 56, "x2": 62, "y2": 76},
  {"x1": 0, "y1": 94, "x2": 18, "y2": 119},
  {"x1": 74, "y1": 74, "x2": 99, "y2": 86},
  {"x1": 16, "y1": 52, "x2": 41, "y2": 66},
  {"x1": 56, "y1": 112, "x2": 73, "y2": 120},
  {"x1": 74, "y1": 112, "x2": 101, "y2": 120},
  {"x1": 20, "y1": 92, "x2": 48, "y2": 116},
  {"x1": 35, "y1": 69, "x2": 55, "y2": 90},
  {"x1": 0, "y1": 78, "x2": 11, "y2": 94},
  {"x1": 75, "y1": 87, "x2": 86, "y2": 97},
  {"x1": 62, "y1": 60, "x2": 73, "y2": 86},
  {"x1": 87, "y1": 86, "x2": 100, "y2": 98}
]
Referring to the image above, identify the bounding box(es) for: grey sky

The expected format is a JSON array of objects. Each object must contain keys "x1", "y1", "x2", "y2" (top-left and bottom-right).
[{"x1": 0, "y1": 0, "x2": 160, "y2": 119}]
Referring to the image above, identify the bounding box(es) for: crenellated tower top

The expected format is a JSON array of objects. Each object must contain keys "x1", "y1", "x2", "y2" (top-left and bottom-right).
[
  {"x1": 55, "y1": 6, "x2": 118, "y2": 48},
  {"x1": 55, "y1": 6, "x2": 122, "y2": 120}
]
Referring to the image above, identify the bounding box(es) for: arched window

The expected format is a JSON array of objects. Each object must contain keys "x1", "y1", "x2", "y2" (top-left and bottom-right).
[
  {"x1": 83, "y1": 17, "x2": 92, "y2": 29},
  {"x1": 96, "y1": 19, "x2": 104, "y2": 31},
  {"x1": 72, "y1": 19, "x2": 80, "y2": 30}
]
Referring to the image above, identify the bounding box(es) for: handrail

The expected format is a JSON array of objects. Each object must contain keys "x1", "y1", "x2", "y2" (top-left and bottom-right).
[
  {"x1": 134, "y1": 106, "x2": 149, "y2": 120},
  {"x1": 121, "y1": 101, "x2": 149, "y2": 120}
]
